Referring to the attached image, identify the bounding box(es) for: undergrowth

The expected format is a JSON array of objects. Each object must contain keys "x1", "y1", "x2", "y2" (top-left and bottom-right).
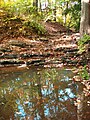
[
  {"x1": 78, "y1": 34, "x2": 90, "y2": 53},
  {"x1": 78, "y1": 65, "x2": 90, "y2": 80},
  {"x1": 0, "y1": 1, "x2": 46, "y2": 36}
]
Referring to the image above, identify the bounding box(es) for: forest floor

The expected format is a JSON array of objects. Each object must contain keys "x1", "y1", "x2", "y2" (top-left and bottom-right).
[{"x1": 0, "y1": 21, "x2": 89, "y2": 69}]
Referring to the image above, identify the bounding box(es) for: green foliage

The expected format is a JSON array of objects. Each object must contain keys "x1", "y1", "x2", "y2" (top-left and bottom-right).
[
  {"x1": 78, "y1": 34, "x2": 90, "y2": 53},
  {"x1": 79, "y1": 65, "x2": 90, "y2": 80},
  {"x1": 0, "y1": 0, "x2": 81, "y2": 34},
  {"x1": 24, "y1": 20, "x2": 46, "y2": 34},
  {"x1": 62, "y1": 1, "x2": 81, "y2": 31},
  {"x1": 0, "y1": 0, "x2": 46, "y2": 35}
]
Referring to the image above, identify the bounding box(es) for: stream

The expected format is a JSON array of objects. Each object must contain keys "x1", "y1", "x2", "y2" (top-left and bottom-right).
[{"x1": 0, "y1": 66, "x2": 90, "y2": 120}]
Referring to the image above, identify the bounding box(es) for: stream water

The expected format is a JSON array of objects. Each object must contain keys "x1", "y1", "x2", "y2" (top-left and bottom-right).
[{"x1": 0, "y1": 67, "x2": 89, "y2": 120}]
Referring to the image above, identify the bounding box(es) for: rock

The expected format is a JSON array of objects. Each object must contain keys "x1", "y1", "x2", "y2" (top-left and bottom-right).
[
  {"x1": 27, "y1": 59, "x2": 45, "y2": 65},
  {"x1": 39, "y1": 37, "x2": 48, "y2": 42},
  {"x1": 54, "y1": 47, "x2": 63, "y2": 52},
  {"x1": 0, "y1": 45, "x2": 12, "y2": 52},
  {"x1": 64, "y1": 48, "x2": 79, "y2": 52},
  {"x1": 8, "y1": 39, "x2": 26, "y2": 47},
  {"x1": 0, "y1": 59, "x2": 25, "y2": 66},
  {"x1": 3, "y1": 54, "x2": 18, "y2": 59},
  {"x1": 20, "y1": 53, "x2": 38, "y2": 58}
]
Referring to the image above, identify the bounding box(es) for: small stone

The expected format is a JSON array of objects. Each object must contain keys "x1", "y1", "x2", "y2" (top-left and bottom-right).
[{"x1": 9, "y1": 39, "x2": 26, "y2": 47}]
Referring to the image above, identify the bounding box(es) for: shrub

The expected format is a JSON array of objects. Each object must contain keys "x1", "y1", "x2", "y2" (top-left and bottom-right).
[
  {"x1": 78, "y1": 34, "x2": 90, "y2": 53},
  {"x1": 24, "y1": 20, "x2": 46, "y2": 35}
]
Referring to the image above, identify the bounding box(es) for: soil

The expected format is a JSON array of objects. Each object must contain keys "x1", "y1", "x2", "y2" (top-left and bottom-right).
[{"x1": 0, "y1": 21, "x2": 89, "y2": 68}]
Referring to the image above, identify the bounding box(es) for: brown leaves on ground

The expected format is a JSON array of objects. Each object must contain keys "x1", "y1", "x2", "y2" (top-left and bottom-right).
[
  {"x1": 44, "y1": 21, "x2": 68, "y2": 34},
  {"x1": 0, "y1": 19, "x2": 89, "y2": 68}
]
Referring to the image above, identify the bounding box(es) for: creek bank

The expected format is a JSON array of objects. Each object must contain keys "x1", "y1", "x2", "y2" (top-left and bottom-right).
[
  {"x1": 0, "y1": 21, "x2": 89, "y2": 68},
  {"x1": 0, "y1": 34, "x2": 89, "y2": 68}
]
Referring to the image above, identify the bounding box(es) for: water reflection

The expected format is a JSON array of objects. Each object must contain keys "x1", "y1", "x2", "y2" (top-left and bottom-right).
[{"x1": 0, "y1": 67, "x2": 89, "y2": 120}]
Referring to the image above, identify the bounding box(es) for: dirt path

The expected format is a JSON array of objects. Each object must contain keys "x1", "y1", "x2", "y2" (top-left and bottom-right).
[{"x1": 0, "y1": 22, "x2": 87, "y2": 68}]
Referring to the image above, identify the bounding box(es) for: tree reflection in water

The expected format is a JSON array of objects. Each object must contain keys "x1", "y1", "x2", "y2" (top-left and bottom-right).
[{"x1": 0, "y1": 67, "x2": 89, "y2": 120}]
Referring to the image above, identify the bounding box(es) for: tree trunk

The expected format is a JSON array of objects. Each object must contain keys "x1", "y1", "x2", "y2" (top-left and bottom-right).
[
  {"x1": 80, "y1": 0, "x2": 90, "y2": 37},
  {"x1": 33, "y1": 0, "x2": 38, "y2": 11}
]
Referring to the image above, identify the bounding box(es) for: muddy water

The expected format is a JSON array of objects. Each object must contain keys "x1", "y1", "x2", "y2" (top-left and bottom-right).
[{"x1": 0, "y1": 67, "x2": 89, "y2": 120}]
